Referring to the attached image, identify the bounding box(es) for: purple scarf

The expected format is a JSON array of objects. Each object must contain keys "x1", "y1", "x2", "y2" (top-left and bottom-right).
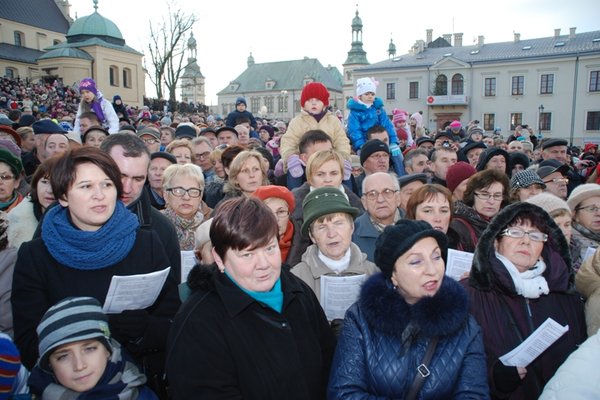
[{"x1": 91, "y1": 97, "x2": 106, "y2": 123}]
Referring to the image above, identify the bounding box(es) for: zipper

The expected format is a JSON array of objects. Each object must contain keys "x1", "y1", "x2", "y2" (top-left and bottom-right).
[{"x1": 524, "y1": 298, "x2": 535, "y2": 334}]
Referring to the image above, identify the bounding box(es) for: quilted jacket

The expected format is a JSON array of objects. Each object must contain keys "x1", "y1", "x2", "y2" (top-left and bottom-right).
[
  {"x1": 346, "y1": 97, "x2": 397, "y2": 151},
  {"x1": 328, "y1": 273, "x2": 490, "y2": 399}
]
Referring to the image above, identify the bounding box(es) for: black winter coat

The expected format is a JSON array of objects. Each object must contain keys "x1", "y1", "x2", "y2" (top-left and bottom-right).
[{"x1": 166, "y1": 264, "x2": 336, "y2": 399}]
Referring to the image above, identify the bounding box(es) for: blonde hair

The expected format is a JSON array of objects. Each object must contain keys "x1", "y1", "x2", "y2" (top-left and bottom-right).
[
  {"x1": 161, "y1": 163, "x2": 205, "y2": 192},
  {"x1": 227, "y1": 150, "x2": 269, "y2": 191},
  {"x1": 306, "y1": 149, "x2": 344, "y2": 180},
  {"x1": 166, "y1": 139, "x2": 195, "y2": 163}
]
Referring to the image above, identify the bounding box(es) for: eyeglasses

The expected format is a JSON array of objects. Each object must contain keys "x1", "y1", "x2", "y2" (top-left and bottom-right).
[
  {"x1": 196, "y1": 151, "x2": 211, "y2": 159},
  {"x1": 363, "y1": 188, "x2": 398, "y2": 201},
  {"x1": 501, "y1": 228, "x2": 548, "y2": 242},
  {"x1": 273, "y1": 209, "x2": 290, "y2": 219},
  {"x1": 368, "y1": 153, "x2": 389, "y2": 161},
  {"x1": 543, "y1": 178, "x2": 569, "y2": 184},
  {"x1": 141, "y1": 138, "x2": 159, "y2": 144},
  {"x1": 474, "y1": 192, "x2": 504, "y2": 201},
  {"x1": 576, "y1": 204, "x2": 600, "y2": 213},
  {"x1": 166, "y1": 187, "x2": 202, "y2": 198},
  {"x1": 0, "y1": 174, "x2": 15, "y2": 181}
]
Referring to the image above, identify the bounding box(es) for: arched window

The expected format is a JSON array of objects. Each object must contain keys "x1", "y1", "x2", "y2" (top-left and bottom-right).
[
  {"x1": 434, "y1": 74, "x2": 448, "y2": 95},
  {"x1": 451, "y1": 74, "x2": 464, "y2": 95},
  {"x1": 122, "y1": 68, "x2": 132, "y2": 88},
  {"x1": 109, "y1": 66, "x2": 119, "y2": 86},
  {"x1": 14, "y1": 31, "x2": 24, "y2": 47}
]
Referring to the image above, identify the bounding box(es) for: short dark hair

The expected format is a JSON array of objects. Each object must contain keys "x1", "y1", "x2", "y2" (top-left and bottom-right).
[
  {"x1": 30, "y1": 156, "x2": 60, "y2": 205},
  {"x1": 221, "y1": 145, "x2": 245, "y2": 171},
  {"x1": 235, "y1": 116, "x2": 251, "y2": 126},
  {"x1": 366, "y1": 125, "x2": 387, "y2": 138},
  {"x1": 51, "y1": 146, "x2": 123, "y2": 202},
  {"x1": 403, "y1": 148, "x2": 429, "y2": 169},
  {"x1": 405, "y1": 184, "x2": 453, "y2": 220},
  {"x1": 429, "y1": 147, "x2": 456, "y2": 162},
  {"x1": 99, "y1": 132, "x2": 150, "y2": 158},
  {"x1": 463, "y1": 169, "x2": 509, "y2": 207},
  {"x1": 298, "y1": 130, "x2": 332, "y2": 154},
  {"x1": 210, "y1": 197, "x2": 279, "y2": 260},
  {"x1": 79, "y1": 111, "x2": 100, "y2": 123},
  {"x1": 497, "y1": 209, "x2": 549, "y2": 239}
]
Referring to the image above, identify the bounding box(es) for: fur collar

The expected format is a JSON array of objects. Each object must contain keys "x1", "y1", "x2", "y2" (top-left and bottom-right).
[
  {"x1": 359, "y1": 273, "x2": 468, "y2": 338},
  {"x1": 7, "y1": 197, "x2": 38, "y2": 249}
]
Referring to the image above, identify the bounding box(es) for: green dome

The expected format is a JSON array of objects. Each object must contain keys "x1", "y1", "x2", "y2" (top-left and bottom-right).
[
  {"x1": 66, "y1": 12, "x2": 125, "y2": 46},
  {"x1": 352, "y1": 11, "x2": 363, "y2": 29}
]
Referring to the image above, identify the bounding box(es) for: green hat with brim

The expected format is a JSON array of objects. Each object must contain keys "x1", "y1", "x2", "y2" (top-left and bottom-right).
[
  {"x1": 0, "y1": 148, "x2": 23, "y2": 176},
  {"x1": 301, "y1": 187, "x2": 359, "y2": 236}
]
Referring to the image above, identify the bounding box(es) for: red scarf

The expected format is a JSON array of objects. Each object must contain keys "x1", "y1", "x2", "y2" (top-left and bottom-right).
[{"x1": 279, "y1": 220, "x2": 294, "y2": 263}]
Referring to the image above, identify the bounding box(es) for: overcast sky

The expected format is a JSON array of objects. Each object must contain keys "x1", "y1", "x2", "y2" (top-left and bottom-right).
[{"x1": 70, "y1": 0, "x2": 599, "y2": 105}]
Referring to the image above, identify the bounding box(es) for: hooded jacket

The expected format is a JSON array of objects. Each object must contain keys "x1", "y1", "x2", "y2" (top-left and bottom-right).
[
  {"x1": 449, "y1": 201, "x2": 490, "y2": 253},
  {"x1": 328, "y1": 273, "x2": 489, "y2": 399},
  {"x1": 464, "y1": 202, "x2": 586, "y2": 400},
  {"x1": 346, "y1": 97, "x2": 397, "y2": 151}
]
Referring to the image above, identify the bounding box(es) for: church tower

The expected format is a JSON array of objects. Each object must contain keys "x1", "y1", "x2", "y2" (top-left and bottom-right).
[
  {"x1": 342, "y1": 8, "x2": 370, "y2": 107},
  {"x1": 181, "y1": 31, "x2": 206, "y2": 105}
]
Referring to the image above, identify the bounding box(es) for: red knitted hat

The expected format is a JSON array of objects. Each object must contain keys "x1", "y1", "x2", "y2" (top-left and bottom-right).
[
  {"x1": 252, "y1": 185, "x2": 295, "y2": 213},
  {"x1": 300, "y1": 82, "x2": 329, "y2": 107},
  {"x1": 446, "y1": 161, "x2": 476, "y2": 193}
]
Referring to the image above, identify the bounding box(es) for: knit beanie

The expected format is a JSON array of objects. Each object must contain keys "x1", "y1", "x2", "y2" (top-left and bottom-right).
[
  {"x1": 567, "y1": 183, "x2": 600, "y2": 213},
  {"x1": 510, "y1": 169, "x2": 546, "y2": 190},
  {"x1": 446, "y1": 161, "x2": 477, "y2": 193},
  {"x1": 375, "y1": 220, "x2": 448, "y2": 278},
  {"x1": 410, "y1": 112, "x2": 423, "y2": 128},
  {"x1": 449, "y1": 120, "x2": 462, "y2": 129},
  {"x1": 235, "y1": 97, "x2": 247, "y2": 107},
  {"x1": 360, "y1": 139, "x2": 389, "y2": 165},
  {"x1": 0, "y1": 139, "x2": 21, "y2": 158},
  {"x1": 356, "y1": 77, "x2": 377, "y2": 97},
  {"x1": 392, "y1": 109, "x2": 408, "y2": 125},
  {"x1": 79, "y1": 77, "x2": 98, "y2": 96},
  {"x1": 300, "y1": 82, "x2": 329, "y2": 107},
  {"x1": 0, "y1": 334, "x2": 21, "y2": 399},
  {"x1": 526, "y1": 192, "x2": 570, "y2": 217},
  {"x1": 301, "y1": 187, "x2": 359, "y2": 236},
  {"x1": 253, "y1": 185, "x2": 295, "y2": 213},
  {"x1": 37, "y1": 297, "x2": 112, "y2": 373},
  {"x1": 467, "y1": 126, "x2": 484, "y2": 138}
]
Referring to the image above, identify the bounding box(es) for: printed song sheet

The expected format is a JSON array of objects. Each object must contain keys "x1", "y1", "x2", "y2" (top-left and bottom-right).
[
  {"x1": 180, "y1": 251, "x2": 197, "y2": 283},
  {"x1": 103, "y1": 267, "x2": 171, "y2": 314},
  {"x1": 320, "y1": 274, "x2": 366, "y2": 321},
  {"x1": 445, "y1": 249, "x2": 474, "y2": 281}
]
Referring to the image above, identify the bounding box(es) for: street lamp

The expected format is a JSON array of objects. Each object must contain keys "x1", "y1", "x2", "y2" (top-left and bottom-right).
[{"x1": 538, "y1": 104, "x2": 544, "y2": 139}]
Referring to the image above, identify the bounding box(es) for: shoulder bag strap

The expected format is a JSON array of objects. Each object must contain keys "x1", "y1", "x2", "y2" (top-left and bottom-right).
[{"x1": 405, "y1": 336, "x2": 439, "y2": 400}]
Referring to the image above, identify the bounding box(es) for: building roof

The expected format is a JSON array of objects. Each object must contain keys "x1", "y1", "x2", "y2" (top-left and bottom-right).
[
  {"x1": 358, "y1": 30, "x2": 600, "y2": 72},
  {"x1": 0, "y1": 0, "x2": 70, "y2": 34},
  {"x1": 45, "y1": 37, "x2": 143, "y2": 56},
  {"x1": 67, "y1": 11, "x2": 125, "y2": 46},
  {"x1": 38, "y1": 47, "x2": 94, "y2": 61},
  {"x1": 218, "y1": 58, "x2": 343, "y2": 95},
  {"x1": 0, "y1": 43, "x2": 45, "y2": 64},
  {"x1": 182, "y1": 59, "x2": 204, "y2": 79}
]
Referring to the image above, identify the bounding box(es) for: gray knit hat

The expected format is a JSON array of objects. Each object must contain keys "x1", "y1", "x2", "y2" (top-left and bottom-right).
[
  {"x1": 37, "y1": 297, "x2": 112, "y2": 372},
  {"x1": 525, "y1": 192, "x2": 571, "y2": 217}
]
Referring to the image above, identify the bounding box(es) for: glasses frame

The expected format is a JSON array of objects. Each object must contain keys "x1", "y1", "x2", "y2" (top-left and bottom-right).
[
  {"x1": 363, "y1": 188, "x2": 399, "y2": 201},
  {"x1": 166, "y1": 186, "x2": 203, "y2": 198},
  {"x1": 575, "y1": 204, "x2": 600, "y2": 213},
  {"x1": 0, "y1": 174, "x2": 15, "y2": 181},
  {"x1": 474, "y1": 191, "x2": 504, "y2": 201},
  {"x1": 501, "y1": 228, "x2": 548, "y2": 242}
]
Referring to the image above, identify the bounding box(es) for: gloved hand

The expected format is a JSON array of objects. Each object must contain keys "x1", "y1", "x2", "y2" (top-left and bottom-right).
[
  {"x1": 389, "y1": 143, "x2": 401, "y2": 157},
  {"x1": 109, "y1": 309, "x2": 149, "y2": 341},
  {"x1": 274, "y1": 159, "x2": 285, "y2": 177},
  {"x1": 287, "y1": 154, "x2": 304, "y2": 178},
  {"x1": 343, "y1": 159, "x2": 352, "y2": 180},
  {"x1": 492, "y1": 361, "x2": 523, "y2": 394}
]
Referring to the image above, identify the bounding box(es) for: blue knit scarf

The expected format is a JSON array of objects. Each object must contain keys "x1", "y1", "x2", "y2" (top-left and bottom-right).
[{"x1": 41, "y1": 201, "x2": 139, "y2": 270}]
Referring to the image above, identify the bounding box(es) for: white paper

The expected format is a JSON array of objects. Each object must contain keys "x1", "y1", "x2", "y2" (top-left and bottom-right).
[
  {"x1": 445, "y1": 249, "x2": 474, "y2": 281},
  {"x1": 499, "y1": 318, "x2": 569, "y2": 367},
  {"x1": 102, "y1": 267, "x2": 171, "y2": 314},
  {"x1": 583, "y1": 246, "x2": 597, "y2": 263},
  {"x1": 320, "y1": 274, "x2": 366, "y2": 321},
  {"x1": 180, "y1": 251, "x2": 197, "y2": 283}
]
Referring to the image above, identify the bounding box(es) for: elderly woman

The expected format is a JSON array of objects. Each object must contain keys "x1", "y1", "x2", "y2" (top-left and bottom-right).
[
  {"x1": 82, "y1": 125, "x2": 109, "y2": 148},
  {"x1": 509, "y1": 169, "x2": 546, "y2": 202},
  {"x1": 161, "y1": 163, "x2": 210, "y2": 251},
  {"x1": 451, "y1": 169, "x2": 510, "y2": 252},
  {"x1": 328, "y1": 219, "x2": 489, "y2": 398},
  {"x1": 166, "y1": 197, "x2": 335, "y2": 399},
  {"x1": 166, "y1": 139, "x2": 194, "y2": 165},
  {"x1": 11, "y1": 147, "x2": 180, "y2": 389},
  {"x1": 0, "y1": 149, "x2": 24, "y2": 212},
  {"x1": 567, "y1": 183, "x2": 600, "y2": 270},
  {"x1": 464, "y1": 202, "x2": 586, "y2": 400},
  {"x1": 221, "y1": 149, "x2": 269, "y2": 200}
]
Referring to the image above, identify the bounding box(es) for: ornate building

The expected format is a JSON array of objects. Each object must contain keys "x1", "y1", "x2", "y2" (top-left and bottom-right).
[
  {"x1": 180, "y1": 32, "x2": 205, "y2": 106},
  {"x1": 342, "y1": 8, "x2": 370, "y2": 106}
]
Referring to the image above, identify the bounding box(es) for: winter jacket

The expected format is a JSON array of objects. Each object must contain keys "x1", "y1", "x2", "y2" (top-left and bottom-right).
[
  {"x1": 450, "y1": 201, "x2": 491, "y2": 253},
  {"x1": 464, "y1": 202, "x2": 586, "y2": 400},
  {"x1": 73, "y1": 95, "x2": 120, "y2": 134},
  {"x1": 351, "y1": 212, "x2": 381, "y2": 262},
  {"x1": 328, "y1": 273, "x2": 489, "y2": 399},
  {"x1": 291, "y1": 242, "x2": 378, "y2": 301},
  {"x1": 166, "y1": 264, "x2": 336, "y2": 399},
  {"x1": 0, "y1": 247, "x2": 17, "y2": 337},
  {"x1": 576, "y1": 247, "x2": 600, "y2": 335},
  {"x1": 225, "y1": 109, "x2": 257, "y2": 129},
  {"x1": 280, "y1": 110, "x2": 351, "y2": 167},
  {"x1": 6, "y1": 197, "x2": 40, "y2": 249},
  {"x1": 346, "y1": 97, "x2": 397, "y2": 151}
]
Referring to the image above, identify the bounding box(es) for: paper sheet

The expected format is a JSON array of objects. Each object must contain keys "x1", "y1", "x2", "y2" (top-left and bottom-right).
[
  {"x1": 320, "y1": 274, "x2": 366, "y2": 321},
  {"x1": 180, "y1": 250, "x2": 197, "y2": 283},
  {"x1": 583, "y1": 246, "x2": 597, "y2": 263},
  {"x1": 499, "y1": 318, "x2": 569, "y2": 367},
  {"x1": 445, "y1": 249, "x2": 474, "y2": 281},
  {"x1": 102, "y1": 267, "x2": 171, "y2": 314}
]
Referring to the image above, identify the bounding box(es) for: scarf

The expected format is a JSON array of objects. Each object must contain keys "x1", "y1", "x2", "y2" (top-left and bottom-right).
[
  {"x1": 28, "y1": 340, "x2": 155, "y2": 400},
  {"x1": 309, "y1": 109, "x2": 328, "y2": 123},
  {"x1": 41, "y1": 201, "x2": 139, "y2": 270},
  {"x1": 89, "y1": 91, "x2": 106, "y2": 123},
  {"x1": 0, "y1": 191, "x2": 22, "y2": 211},
  {"x1": 369, "y1": 209, "x2": 401, "y2": 233},
  {"x1": 279, "y1": 220, "x2": 294, "y2": 263},
  {"x1": 225, "y1": 271, "x2": 283, "y2": 313},
  {"x1": 496, "y1": 252, "x2": 549, "y2": 298},
  {"x1": 317, "y1": 248, "x2": 351, "y2": 274},
  {"x1": 161, "y1": 207, "x2": 204, "y2": 251},
  {"x1": 573, "y1": 221, "x2": 600, "y2": 242}
]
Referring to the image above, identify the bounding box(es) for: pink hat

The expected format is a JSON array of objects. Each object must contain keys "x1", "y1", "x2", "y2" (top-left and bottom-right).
[
  {"x1": 449, "y1": 120, "x2": 462, "y2": 129},
  {"x1": 392, "y1": 109, "x2": 408, "y2": 125},
  {"x1": 446, "y1": 161, "x2": 476, "y2": 193}
]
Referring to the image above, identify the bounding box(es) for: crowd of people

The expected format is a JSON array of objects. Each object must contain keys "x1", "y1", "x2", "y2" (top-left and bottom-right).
[{"x1": 0, "y1": 74, "x2": 598, "y2": 399}]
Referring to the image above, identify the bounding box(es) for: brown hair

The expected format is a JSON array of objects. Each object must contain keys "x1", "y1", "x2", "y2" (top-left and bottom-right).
[
  {"x1": 227, "y1": 150, "x2": 269, "y2": 191},
  {"x1": 463, "y1": 169, "x2": 510, "y2": 208},
  {"x1": 30, "y1": 156, "x2": 60, "y2": 205},
  {"x1": 405, "y1": 184, "x2": 453, "y2": 220}
]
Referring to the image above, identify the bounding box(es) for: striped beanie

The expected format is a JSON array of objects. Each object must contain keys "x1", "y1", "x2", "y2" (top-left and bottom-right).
[
  {"x1": 37, "y1": 297, "x2": 112, "y2": 372},
  {"x1": 0, "y1": 334, "x2": 20, "y2": 399}
]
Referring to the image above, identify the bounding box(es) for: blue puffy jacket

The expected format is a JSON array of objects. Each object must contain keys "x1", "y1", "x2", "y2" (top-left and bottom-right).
[
  {"x1": 346, "y1": 97, "x2": 397, "y2": 151},
  {"x1": 328, "y1": 273, "x2": 490, "y2": 399}
]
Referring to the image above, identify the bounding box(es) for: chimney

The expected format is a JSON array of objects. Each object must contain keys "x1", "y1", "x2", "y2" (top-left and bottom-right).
[
  {"x1": 443, "y1": 34, "x2": 452, "y2": 44},
  {"x1": 554, "y1": 28, "x2": 561, "y2": 38},
  {"x1": 416, "y1": 40, "x2": 425, "y2": 53},
  {"x1": 478, "y1": 35, "x2": 485, "y2": 46},
  {"x1": 54, "y1": 0, "x2": 73, "y2": 22},
  {"x1": 426, "y1": 29, "x2": 433, "y2": 44},
  {"x1": 569, "y1": 27, "x2": 576, "y2": 39},
  {"x1": 514, "y1": 32, "x2": 520, "y2": 43},
  {"x1": 454, "y1": 33, "x2": 463, "y2": 47}
]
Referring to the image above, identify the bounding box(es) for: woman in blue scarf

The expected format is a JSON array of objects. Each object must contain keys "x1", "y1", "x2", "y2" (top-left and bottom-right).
[
  {"x1": 11, "y1": 147, "x2": 180, "y2": 395},
  {"x1": 73, "y1": 78, "x2": 120, "y2": 135}
]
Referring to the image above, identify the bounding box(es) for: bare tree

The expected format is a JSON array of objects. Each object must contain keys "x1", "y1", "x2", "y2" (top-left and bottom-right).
[{"x1": 147, "y1": 1, "x2": 196, "y2": 101}]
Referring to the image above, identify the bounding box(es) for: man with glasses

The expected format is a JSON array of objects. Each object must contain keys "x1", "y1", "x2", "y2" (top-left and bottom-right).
[
  {"x1": 540, "y1": 139, "x2": 585, "y2": 192},
  {"x1": 136, "y1": 127, "x2": 161, "y2": 153},
  {"x1": 191, "y1": 136, "x2": 215, "y2": 183},
  {"x1": 353, "y1": 172, "x2": 401, "y2": 261},
  {"x1": 537, "y1": 160, "x2": 570, "y2": 199}
]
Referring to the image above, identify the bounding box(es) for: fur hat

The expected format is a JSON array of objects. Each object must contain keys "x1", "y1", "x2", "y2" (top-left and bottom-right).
[
  {"x1": 446, "y1": 161, "x2": 477, "y2": 193},
  {"x1": 356, "y1": 77, "x2": 377, "y2": 97},
  {"x1": 253, "y1": 185, "x2": 295, "y2": 213},
  {"x1": 375, "y1": 220, "x2": 448, "y2": 278},
  {"x1": 301, "y1": 187, "x2": 358, "y2": 236},
  {"x1": 475, "y1": 147, "x2": 509, "y2": 174},
  {"x1": 508, "y1": 152, "x2": 530, "y2": 171},
  {"x1": 360, "y1": 139, "x2": 389, "y2": 165},
  {"x1": 510, "y1": 169, "x2": 546, "y2": 190},
  {"x1": 79, "y1": 77, "x2": 98, "y2": 96},
  {"x1": 526, "y1": 192, "x2": 570, "y2": 216},
  {"x1": 567, "y1": 183, "x2": 600, "y2": 213},
  {"x1": 300, "y1": 82, "x2": 329, "y2": 107},
  {"x1": 0, "y1": 148, "x2": 22, "y2": 176},
  {"x1": 235, "y1": 97, "x2": 247, "y2": 107}
]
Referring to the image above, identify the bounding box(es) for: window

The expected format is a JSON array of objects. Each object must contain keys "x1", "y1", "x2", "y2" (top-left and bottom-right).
[
  {"x1": 278, "y1": 95, "x2": 287, "y2": 112},
  {"x1": 251, "y1": 97, "x2": 260, "y2": 112},
  {"x1": 540, "y1": 73, "x2": 554, "y2": 94},
  {"x1": 434, "y1": 75, "x2": 447, "y2": 95},
  {"x1": 590, "y1": 71, "x2": 600, "y2": 92},
  {"x1": 14, "y1": 31, "x2": 24, "y2": 47},
  {"x1": 53, "y1": 39, "x2": 61, "y2": 45},
  {"x1": 386, "y1": 83, "x2": 395, "y2": 100},
  {"x1": 512, "y1": 76, "x2": 524, "y2": 95},
  {"x1": 122, "y1": 68, "x2": 132, "y2": 88},
  {"x1": 109, "y1": 66, "x2": 119, "y2": 86},
  {"x1": 587, "y1": 111, "x2": 600, "y2": 130},
  {"x1": 264, "y1": 96, "x2": 273, "y2": 113},
  {"x1": 451, "y1": 74, "x2": 464, "y2": 95},
  {"x1": 5, "y1": 68, "x2": 16, "y2": 79},
  {"x1": 409, "y1": 81, "x2": 419, "y2": 99},
  {"x1": 510, "y1": 113, "x2": 523, "y2": 131},
  {"x1": 483, "y1": 113, "x2": 495, "y2": 131},
  {"x1": 539, "y1": 112, "x2": 552, "y2": 131},
  {"x1": 484, "y1": 78, "x2": 496, "y2": 97}
]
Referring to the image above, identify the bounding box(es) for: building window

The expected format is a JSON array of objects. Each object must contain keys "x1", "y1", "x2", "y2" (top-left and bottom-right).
[
  {"x1": 14, "y1": 31, "x2": 24, "y2": 47},
  {"x1": 483, "y1": 113, "x2": 495, "y2": 131},
  {"x1": 386, "y1": 83, "x2": 395, "y2": 100},
  {"x1": 587, "y1": 111, "x2": 600, "y2": 130},
  {"x1": 222, "y1": 104, "x2": 228, "y2": 115},
  {"x1": 540, "y1": 73, "x2": 554, "y2": 94},
  {"x1": 590, "y1": 71, "x2": 600, "y2": 92},
  {"x1": 278, "y1": 95, "x2": 288, "y2": 112},
  {"x1": 122, "y1": 68, "x2": 132, "y2": 88},
  {"x1": 251, "y1": 97, "x2": 260, "y2": 113},
  {"x1": 5, "y1": 68, "x2": 16, "y2": 79},
  {"x1": 265, "y1": 96, "x2": 274, "y2": 114},
  {"x1": 512, "y1": 76, "x2": 524, "y2": 95},
  {"x1": 539, "y1": 112, "x2": 552, "y2": 131},
  {"x1": 409, "y1": 81, "x2": 419, "y2": 99},
  {"x1": 484, "y1": 78, "x2": 496, "y2": 97},
  {"x1": 451, "y1": 74, "x2": 464, "y2": 95},
  {"x1": 109, "y1": 66, "x2": 119, "y2": 86},
  {"x1": 510, "y1": 113, "x2": 523, "y2": 131},
  {"x1": 434, "y1": 74, "x2": 447, "y2": 95}
]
